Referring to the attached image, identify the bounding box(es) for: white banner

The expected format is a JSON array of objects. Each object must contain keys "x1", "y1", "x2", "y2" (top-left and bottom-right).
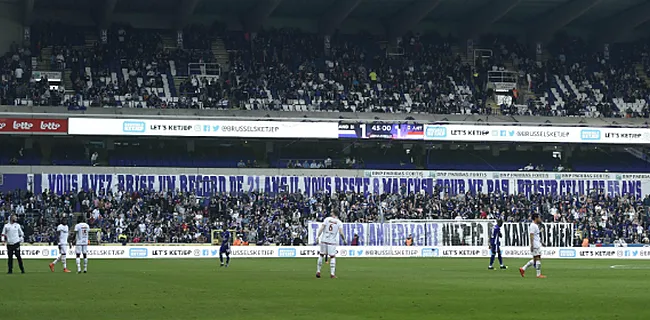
[
  {"x1": 363, "y1": 170, "x2": 435, "y2": 178},
  {"x1": 2, "y1": 245, "x2": 649, "y2": 259},
  {"x1": 307, "y1": 221, "x2": 573, "y2": 247},
  {"x1": 67, "y1": 118, "x2": 339, "y2": 139},
  {"x1": 40, "y1": 171, "x2": 649, "y2": 198},
  {"x1": 306, "y1": 220, "x2": 492, "y2": 247},
  {"x1": 423, "y1": 124, "x2": 650, "y2": 144},
  {"x1": 503, "y1": 222, "x2": 573, "y2": 247}
]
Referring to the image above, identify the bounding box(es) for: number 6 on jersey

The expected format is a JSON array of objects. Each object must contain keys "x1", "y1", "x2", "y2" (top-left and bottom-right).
[{"x1": 315, "y1": 210, "x2": 345, "y2": 279}]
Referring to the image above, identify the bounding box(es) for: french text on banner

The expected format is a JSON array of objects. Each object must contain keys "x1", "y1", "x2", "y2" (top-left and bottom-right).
[
  {"x1": 40, "y1": 171, "x2": 649, "y2": 199},
  {"x1": 68, "y1": 118, "x2": 339, "y2": 139}
]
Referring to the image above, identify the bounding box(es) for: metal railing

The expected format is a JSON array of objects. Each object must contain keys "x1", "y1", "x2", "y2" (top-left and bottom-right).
[
  {"x1": 188, "y1": 63, "x2": 221, "y2": 78},
  {"x1": 487, "y1": 70, "x2": 518, "y2": 83}
]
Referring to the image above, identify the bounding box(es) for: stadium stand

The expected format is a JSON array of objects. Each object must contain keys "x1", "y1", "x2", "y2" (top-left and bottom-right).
[
  {"x1": 2, "y1": 0, "x2": 650, "y2": 249},
  {"x1": 3, "y1": 189, "x2": 648, "y2": 246},
  {"x1": 3, "y1": 22, "x2": 649, "y2": 118}
]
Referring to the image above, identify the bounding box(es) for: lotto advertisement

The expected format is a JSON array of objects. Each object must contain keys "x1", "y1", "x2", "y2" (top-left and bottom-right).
[
  {"x1": 0, "y1": 118, "x2": 68, "y2": 134},
  {"x1": 1, "y1": 245, "x2": 649, "y2": 260}
]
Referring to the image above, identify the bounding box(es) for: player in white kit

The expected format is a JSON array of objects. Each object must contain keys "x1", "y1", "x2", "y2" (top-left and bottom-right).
[
  {"x1": 72, "y1": 216, "x2": 90, "y2": 274},
  {"x1": 315, "y1": 210, "x2": 346, "y2": 279},
  {"x1": 49, "y1": 219, "x2": 72, "y2": 273},
  {"x1": 519, "y1": 213, "x2": 546, "y2": 278}
]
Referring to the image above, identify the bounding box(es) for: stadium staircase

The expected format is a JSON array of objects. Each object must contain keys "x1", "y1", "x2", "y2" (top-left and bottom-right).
[
  {"x1": 212, "y1": 38, "x2": 229, "y2": 69},
  {"x1": 487, "y1": 96, "x2": 500, "y2": 115},
  {"x1": 173, "y1": 75, "x2": 186, "y2": 96},
  {"x1": 636, "y1": 63, "x2": 650, "y2": 87},
  {"x1": 158, "y1": 33, "x2": 184, "y2": 96},
  {"x1": 36, "y1": 46, "x2": 52, "y2": 71},
  {"x1": 62, "y1": 32, "x2": 90, "y2": 93},
  {"x1": 62, "y1": 70, "x2": 73, "y2": 92},
  {"x1": 450, "y1": 45, "x2": 473, "y2": 66}
]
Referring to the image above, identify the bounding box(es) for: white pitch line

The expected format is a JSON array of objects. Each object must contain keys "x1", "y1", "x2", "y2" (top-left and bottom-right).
[{"x1": 610, "y1": 265, "x2": 650, "y2": 270}]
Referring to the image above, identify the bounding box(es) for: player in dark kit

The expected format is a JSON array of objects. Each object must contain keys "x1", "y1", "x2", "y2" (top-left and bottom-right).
[
  {"x1": 220, "y1": 230, "x2": 231, "y2": 267},
  {"x1": 488, "y1": 219, "x2": 507, "y2": 270}
]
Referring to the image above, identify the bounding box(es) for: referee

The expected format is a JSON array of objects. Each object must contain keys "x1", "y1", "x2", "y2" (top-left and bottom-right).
[{"x1": 1, "y1": 214, "x2": 25, "y2": 274}]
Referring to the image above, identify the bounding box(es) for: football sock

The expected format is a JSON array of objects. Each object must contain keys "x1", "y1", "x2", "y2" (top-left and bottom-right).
[
  {"x1": 317, "y1": 256, "x2": 323, "y2": 273},
  {"x1": 219, "y1": 254, "x2": 224, "y2": 264},
  {"x1": 535, "y1": 261, "x2": 542, "y2": 276},
  {"x1": 84, "y1": 258, "x2": 88, "y2": 271},
  {"x1": 489, "y1": 255, "x2": 495, "y2": 267},
  {"x1": 52, "y1": 256, "x2": 60, "y2": 265},
  {"x1": 62, "y1": 258, "x2": 67, "y2": 269},
  {"x1": 76, "y1": 258, "x2": 81, "y2": 271},
  {"x1": 498, "y1": 254, "x2": 503, "y2": 266},
  {"x1": 330, "y1": 257, "x2": 336, "y2": 276},
  {"x1": 226, "y1": 255, "x2": 230, "y2": 265},
  {"x1": 522, "y1": 259, "x2": 534, "y2": 270}
]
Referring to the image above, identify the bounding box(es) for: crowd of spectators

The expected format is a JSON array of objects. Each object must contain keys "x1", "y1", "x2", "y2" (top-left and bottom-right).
[
  {"x1": 1, "y1": 186, "x2": 649, "y2": 246},
  {"x1": 0, "y1": 41, "x2": 66, "y2": 106},
  {"x1": 219, "y1": 30, "x2": 484, "y2": 114},
  {"x1": 516, "y1": 35, "x2": 650, "y2": 118},
  {"x1": 2, "y1": 23, "x2": 650, "y2": 117}
]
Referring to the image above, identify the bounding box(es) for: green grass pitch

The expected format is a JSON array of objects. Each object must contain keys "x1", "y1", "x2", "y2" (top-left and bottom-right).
[{"x1": 1, "y1": 258, "x2": 649, "y2": 320}]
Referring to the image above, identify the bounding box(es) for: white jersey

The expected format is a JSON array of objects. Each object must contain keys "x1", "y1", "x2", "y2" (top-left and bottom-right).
[
  {"x1": 74, "y1": 223, "x2": 90, "y2": 245},
  {"x1": 320, "y1": 217, "x2": 342, "y2": 244},
  {"x1": 530, "y1": 222, "x2": 542, "y2": 249},
  {"x1": 56, "y1": 224, "x2": 69, "y2": 245}
]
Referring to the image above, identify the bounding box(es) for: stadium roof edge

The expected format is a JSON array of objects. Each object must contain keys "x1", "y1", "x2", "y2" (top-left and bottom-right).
[
  {"x1": 26, "y1": 0, "x2": 650, "y2": 41},
  {"x1": 2, "y1": 106, "x2": 648, "y2": 128}
]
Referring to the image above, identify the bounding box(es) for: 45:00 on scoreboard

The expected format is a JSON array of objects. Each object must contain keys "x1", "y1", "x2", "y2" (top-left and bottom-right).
[{"x1": 337, "y1": 123, "x2": 424, "y2": 139}]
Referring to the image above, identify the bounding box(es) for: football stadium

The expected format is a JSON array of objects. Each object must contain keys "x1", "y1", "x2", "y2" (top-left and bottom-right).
[{"x1": 2, "y1": 0, "x2": 650, "y2": 319}]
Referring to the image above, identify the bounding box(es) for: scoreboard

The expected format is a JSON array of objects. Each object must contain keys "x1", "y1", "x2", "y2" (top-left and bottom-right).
[{"x1": 338, "y1": 123, "x2": 424, "y2": 139}]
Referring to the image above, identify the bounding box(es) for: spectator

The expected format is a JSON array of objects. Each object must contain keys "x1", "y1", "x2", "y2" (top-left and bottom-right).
[
  {"x1": 405, "y1": 234, "x2": 413, "y2": 246},
  {"x1": 90, "y1": 152, "x2": 98, "y2": 166},
  {"x1": 351, "y1": 234, "x2": 360, "y2": 246}
]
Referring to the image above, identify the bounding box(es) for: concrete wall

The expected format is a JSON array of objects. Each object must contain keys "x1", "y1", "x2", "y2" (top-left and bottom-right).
[{"x1": 0, "y1": 2, "x2": 24, "y2": 54}]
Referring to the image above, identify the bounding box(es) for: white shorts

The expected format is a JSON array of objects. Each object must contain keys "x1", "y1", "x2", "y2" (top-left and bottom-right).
[
  {"x1": 320, "y1": 243, "x2": 337, "y2": 256},
  {"x1": 58, "y1": 244, "x2": 67, "y2": 255},
  {"x1": 75, "y1": 245, "x2": 88, "y2": 255},
  {"x1": 531, "y1": 247, "x2": 542, "y2": 257}
]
